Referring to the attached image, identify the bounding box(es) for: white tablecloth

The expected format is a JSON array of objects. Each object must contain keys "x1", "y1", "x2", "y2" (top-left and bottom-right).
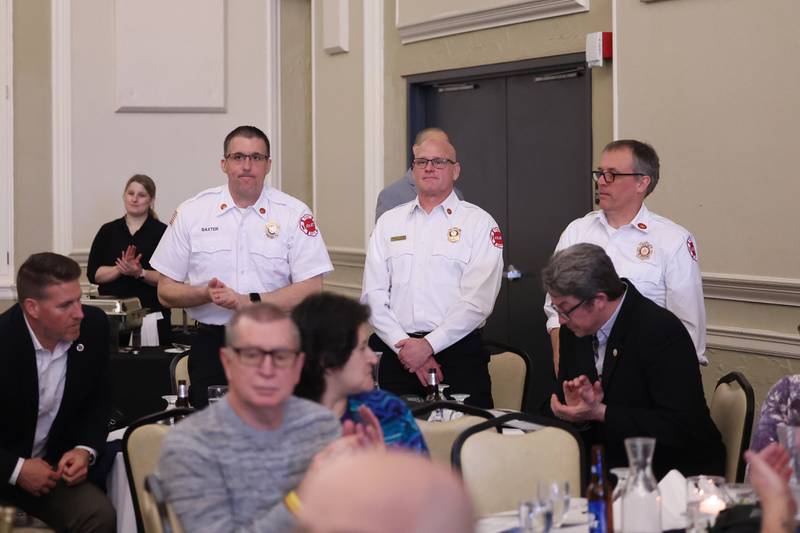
[
  {"x1": 476, "y1": 498, "x2": 589, "y2": 533},
  {"x1": 106, "y1": 428, "x2": 137, "y2": 533}
]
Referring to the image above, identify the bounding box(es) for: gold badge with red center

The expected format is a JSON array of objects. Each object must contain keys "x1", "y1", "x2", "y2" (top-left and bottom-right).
[
  {"x1": 636, "y1": 241, "x2": 654, "y2": 260},
  {"x1": 447, "y1": 227, "x2": 461, "y2": 243},
  {"x1": 490, "y1": 227, "x2": 504, "y2": 249},
  {"x1": 299, "y1": 214, "x2": 319, "y2": 236},
  {"x1": 265, "y1": 221, "x2": 280, "y2": 238}
]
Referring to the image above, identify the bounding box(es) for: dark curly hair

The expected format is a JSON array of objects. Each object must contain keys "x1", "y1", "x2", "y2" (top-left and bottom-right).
[{"x1": 292, "y1": 292, "x2": 371, "y2": 402}]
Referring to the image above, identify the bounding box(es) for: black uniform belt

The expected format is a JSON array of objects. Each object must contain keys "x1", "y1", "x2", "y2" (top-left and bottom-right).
[{"x1": 407, "y1": 329, "x2": 482, "y2": 339}]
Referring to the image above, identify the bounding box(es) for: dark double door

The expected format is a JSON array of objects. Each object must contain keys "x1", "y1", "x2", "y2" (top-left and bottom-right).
[{"x1": 407, "y1": 53, "x2": 593, "y2": 411}]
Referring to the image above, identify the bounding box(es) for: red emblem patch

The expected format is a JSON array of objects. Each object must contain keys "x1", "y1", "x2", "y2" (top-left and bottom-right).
[
  {"x1": 686, "y1": 237, "x2": 698, "y2": 261},
  {"x1": 300, "y1": 214, "x2": 319, "y2": 237},
  {"x1": 490, "y1": 227, "x2": 503, "y2": 249}
]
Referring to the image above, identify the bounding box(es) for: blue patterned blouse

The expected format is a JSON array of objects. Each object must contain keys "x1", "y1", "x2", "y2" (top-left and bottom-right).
[{"x1": 343, "y1": 389, "x2": 429, "y2": 455}]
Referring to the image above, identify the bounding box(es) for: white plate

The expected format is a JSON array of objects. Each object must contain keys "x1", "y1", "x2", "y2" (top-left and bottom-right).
[{"x1": 164, "y1": 347, "x2": 186, "y2": 354}]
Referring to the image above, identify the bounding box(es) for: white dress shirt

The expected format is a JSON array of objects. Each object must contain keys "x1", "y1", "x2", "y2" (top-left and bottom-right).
[
  {"x1": 544, "y1": 204, "x2": 707, "y2": 363},
  {"x1": 151, "y1": 185, "x2": 333, "y2": 325},
  {"x1": 593, "y1": 289, "x2": 626, "y2": 377},
  {"x1": 362, "y1": 191, "x2": 504, "y2": 355}
]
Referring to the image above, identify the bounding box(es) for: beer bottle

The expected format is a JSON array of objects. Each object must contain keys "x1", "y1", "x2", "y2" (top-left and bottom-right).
[
  {"x1": 586, "y1": 444, "x2": 613, "y2": 533},
  {"x1": 175, "y1": 380, "x2": 190, "y2": 408},
  {"x1": 425, "y1": 368, "x2": 441, "y2": 402}
]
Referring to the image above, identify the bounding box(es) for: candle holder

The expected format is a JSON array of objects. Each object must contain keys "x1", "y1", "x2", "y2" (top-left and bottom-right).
[{"x1": 686, "y1": 475, "x2": 727, "y2": 532}]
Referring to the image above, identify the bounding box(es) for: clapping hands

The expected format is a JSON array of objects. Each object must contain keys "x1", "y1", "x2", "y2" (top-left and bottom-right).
[{"x1": 115, "y1": 245, "x2": 143, "y2": 277}]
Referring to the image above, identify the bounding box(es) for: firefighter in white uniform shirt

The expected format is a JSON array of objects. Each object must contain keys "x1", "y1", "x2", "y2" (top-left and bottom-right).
[
  {"x1": 544, "y1": 139, "x2": 706, "y2": 374},
  {"x1": 362, "y1": 138, "x2": 503, "y2": 408},
  {"x1": 151, "y1": 125, "x2": 332, "y2": 406}
]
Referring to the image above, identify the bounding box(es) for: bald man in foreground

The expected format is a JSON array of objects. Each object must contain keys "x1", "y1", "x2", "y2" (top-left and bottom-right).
[{"x1": 297, "y1": 450, "x2": 474, "y2": 533}]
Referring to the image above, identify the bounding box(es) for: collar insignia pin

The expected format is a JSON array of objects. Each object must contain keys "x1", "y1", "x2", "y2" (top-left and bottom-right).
[
  {"x1": 447, "y1": 227, "x2": 461, "y2": 243},
  {"x1": 446, "y1": 208, "x2": 452, "y2": 215},
  {"x1": 259, "y1": 207, "x2": 266, "y2": 215},
  {"x1": 637, "y1": 222, "x2": 648, "y2": 230},
  {"x1": 220, "y1": 203, "x2": 227, "y2": 211}
]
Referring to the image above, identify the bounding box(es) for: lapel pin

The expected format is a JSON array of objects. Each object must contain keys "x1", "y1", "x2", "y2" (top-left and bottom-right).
[
  {"x1": 612, "y1": 348, "x2": 618, "y2": 357},
  {"x1": 76, "y1": 343, "x2": 84, "y2": 352}
]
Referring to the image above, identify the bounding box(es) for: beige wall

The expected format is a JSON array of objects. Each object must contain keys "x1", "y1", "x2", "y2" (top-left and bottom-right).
[{"x1": 616, "y1": 0, "x2": 800, "y2": 413}]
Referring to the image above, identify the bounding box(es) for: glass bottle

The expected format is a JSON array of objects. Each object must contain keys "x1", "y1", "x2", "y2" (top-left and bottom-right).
[
  {"x1": 425, "y1": 369, "x2": 442, "y2": 402},
  {"x1": 586, "y1": 445, "x2": 613, "y2": 533},
  {"x1": 621, "y1": 437, "x2": 661, "y2": 533},
  {"x1": 175, "y1": 380, "x2": 190, "y2": 408}
]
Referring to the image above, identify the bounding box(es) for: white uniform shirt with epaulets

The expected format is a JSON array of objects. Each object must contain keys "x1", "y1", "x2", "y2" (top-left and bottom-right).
[
  {"x1": 151, "y1": 185, "x2": 333, "y2": 325},
  {"x1": 362, "y1": 191, "x2": 504, "y2": 355},
  {"x1": 543, "y1": 204, "x2": 707, "y2": 363}
]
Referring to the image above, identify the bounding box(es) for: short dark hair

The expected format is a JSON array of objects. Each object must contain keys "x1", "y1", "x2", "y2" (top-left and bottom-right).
[
  {"x1": 541, "y1": 243, "x2": 626, "y2": 302},
  {"x1": 223, "y1": 125, "x2": 271, "y2": 158},
  {"x1": 17, "y1": 252, "x2": 81, "y2": 301},
  {"x1": 603, "y1": 139, "x2": 660, "y2": 196},
  {"x1": 225, "y1": 302, "x2": 296, "y2": 348},
  {"x1": 292, "y1": 293, "x2": 371, "y2": 403}
]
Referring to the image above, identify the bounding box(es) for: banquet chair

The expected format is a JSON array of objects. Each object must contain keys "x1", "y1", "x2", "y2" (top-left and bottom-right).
[
  {"x1": 710, "y1": 371, "x2": 754, "y2": 482},
  {"x1": 123, "y1": 408, "x2": 194, "y2": 533},
  {"x1": 143, "y1": 473, "x2": 184, "y2": 533},
  {"x1": 412, "y1": 401, "x2": 497, "y2": 467},
  {"x1": 452, "y1": 412, "x2": 584, "y2": 515},
  {"x1": 485, "y1": 340, "x2": 532, "y2": 411},
  {"x1": 169, "y1": 353, "x2": 190, "y2": 394}
]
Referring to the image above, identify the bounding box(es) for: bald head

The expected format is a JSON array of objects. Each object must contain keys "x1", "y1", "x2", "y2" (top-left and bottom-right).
[
  {"x1": 298, "y1": 450, "x2": 474, "y2": 533},
  {"x1": 413, "y1": 138, "x2": 458, "y2": 161},
  {"x1": 414, "y1": 127, "x2": 449, "y2": 147}
]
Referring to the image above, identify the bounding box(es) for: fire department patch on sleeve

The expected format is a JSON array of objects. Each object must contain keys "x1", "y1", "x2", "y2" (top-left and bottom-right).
[
  {"x1": 490, "y1": 227, "x2": 503, "y2": 249},
  {"x1": 299, "y1": 214, "x2": 319, "y2": 237},
  {"x1": 169, "y1": 209, "x2": 179, "y2": 226},
  {"x1": 686, "y1": 236, "x2": 698, "y2": 261}
]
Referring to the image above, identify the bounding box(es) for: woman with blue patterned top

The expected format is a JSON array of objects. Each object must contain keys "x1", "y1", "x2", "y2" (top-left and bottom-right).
[{"x1": 293, "y1": 293, "x2": 428, "y2": 454}]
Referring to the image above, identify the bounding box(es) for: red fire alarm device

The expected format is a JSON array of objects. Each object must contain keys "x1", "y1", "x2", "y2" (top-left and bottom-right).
[{"x1": 586, "y1": 32, "x2": 612, "y2": 68}]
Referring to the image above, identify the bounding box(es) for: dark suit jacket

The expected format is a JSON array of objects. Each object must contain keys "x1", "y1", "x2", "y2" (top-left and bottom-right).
[
  {"x1": 557, "y1": 281, "x2": 725, "y2": 480},
  {"x1": 0, "y1": 304, "x2": 111, "y2": 484}
]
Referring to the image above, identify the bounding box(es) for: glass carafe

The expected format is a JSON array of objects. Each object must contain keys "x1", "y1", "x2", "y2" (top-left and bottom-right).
[{"x1": 621, "y1": 437, "x2": 661, "y2": 533}]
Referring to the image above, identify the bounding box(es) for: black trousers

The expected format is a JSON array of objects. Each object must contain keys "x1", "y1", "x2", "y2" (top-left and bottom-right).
[
  {"x1": 188, "y1": 323, "x2": 227, "y2": 408},
  {"x1": 369, "y1": 331, "x2": 493, "y2": 408}
]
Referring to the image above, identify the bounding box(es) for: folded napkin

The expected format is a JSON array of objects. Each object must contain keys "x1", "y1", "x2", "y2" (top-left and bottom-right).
[
  {"x1": 612, "y1": 469, "x2": 687, "y2": 531},
  {"x1": 139, "y1": 311, "x2": 163, "y2": 347}
]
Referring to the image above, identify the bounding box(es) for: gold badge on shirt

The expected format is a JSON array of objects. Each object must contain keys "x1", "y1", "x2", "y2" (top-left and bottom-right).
[
  {"x1": 636, "y1": 241, "x2": 654, "y2": 260},
  {"x1": 265, "y1": 221, "x2": 280, "y2": 238},
  {"x1": 447, "y1": 227, "x2": 461, "y2": 243}
]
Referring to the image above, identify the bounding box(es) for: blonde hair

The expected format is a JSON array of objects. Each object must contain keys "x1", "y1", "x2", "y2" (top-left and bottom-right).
[{"x1": 125, "y1": 174, "x2": 158, "y2": 219}]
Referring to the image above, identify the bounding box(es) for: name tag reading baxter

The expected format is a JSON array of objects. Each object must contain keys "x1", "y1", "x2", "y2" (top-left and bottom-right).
[{"x1": 390, "y1": 235, "x2": 407, "y2": 242}]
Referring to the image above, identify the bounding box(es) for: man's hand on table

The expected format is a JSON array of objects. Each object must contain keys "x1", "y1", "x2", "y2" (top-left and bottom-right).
[{"x1": 550, "y1": 375, "x2": 606, "y2": 423}]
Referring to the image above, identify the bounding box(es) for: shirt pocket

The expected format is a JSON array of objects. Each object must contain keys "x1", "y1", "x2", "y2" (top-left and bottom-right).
[
  {"x1": 387, "y1": 240, "x2": 414, "y2": 285},
  {"x1": 189, "y1": 233, "x2": 233, "y2": 281},
  {"x1": 430, "y1": 239, "x2": 470, "y2": 285},
  {"x1": 250, "y1": 238, "x2": 291, "y2": 287}
]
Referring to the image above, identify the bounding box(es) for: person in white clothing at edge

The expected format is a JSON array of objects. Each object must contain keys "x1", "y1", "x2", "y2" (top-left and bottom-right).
[
  {"x1": 151, "y1": 125, "x2": 333, "y2": 407},
  {"x1": 544, "y1": 139, "x2": 706, "y2": 375},
  {"x1": 361, "y1": 138, "x2": 504, "y2": 408}
]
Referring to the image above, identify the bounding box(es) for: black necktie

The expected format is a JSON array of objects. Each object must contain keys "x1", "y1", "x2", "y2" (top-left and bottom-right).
[{"x1": 592, "y1": 335, "x2": 600, "y2": 361}]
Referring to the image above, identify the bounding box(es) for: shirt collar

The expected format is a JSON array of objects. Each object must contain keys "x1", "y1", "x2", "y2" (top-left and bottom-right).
[
  {"x1": 23, "y1": 313, "x2": 72, "y2": 358},
  {"x1": 596, "y1": 284, "x2": 627, "y2": 346},
  {"x1": 595, "y1": 204, "x2": 651, "y2": 234},
  {"x1": 410, "y1": 189, "x2": 460, "y2": 218},
  {"x1": 218, "y1": 185, "x2": 270, "y2": 219}
]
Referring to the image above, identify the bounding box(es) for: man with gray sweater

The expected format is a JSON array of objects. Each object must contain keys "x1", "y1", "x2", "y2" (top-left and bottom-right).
[{"x1": 158, "y1": 303, "x2": 376, "y2": 532}]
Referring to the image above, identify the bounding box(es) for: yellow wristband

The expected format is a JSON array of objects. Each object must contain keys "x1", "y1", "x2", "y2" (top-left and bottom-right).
[{"x1": 284, "y1": 490, "x2": 303, "y2": 516}]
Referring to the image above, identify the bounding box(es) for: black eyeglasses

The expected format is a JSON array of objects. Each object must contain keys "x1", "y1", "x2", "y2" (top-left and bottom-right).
[
  {"x1": 229, "y1": 346, "x2": 299, "y2": 368},
  {"x1": 549, "y1": 298, "x2": 591, "y2": 321},
  {"x1": 591, "y1": 170, "x2": 645, "y2": 183},
  {"x1": 225, "y1": 152, "x2": 270, "y2": 164},
  {"x1": 412, "y1": 157, "x2": 456, "y2": 170}
]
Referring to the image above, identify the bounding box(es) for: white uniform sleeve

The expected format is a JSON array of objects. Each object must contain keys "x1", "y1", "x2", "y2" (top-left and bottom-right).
[
  {"x1": 664, "y1": 233, "x2": 707, "y2": 361},
  {"x1": 287, "y1": 211, "x2": 334, "y2": 282},
  {"x1": 543, "y1": 223, "x2": 577, "y2": 332},
  {"x1": 425, "y1": 217, "x2": 503, "y2": 354},
  {"x1": 361, "y1": 222, "x2": 410, "y2": 354},
  {"x1": 150, "y1": 207, "x2": 191, "y2": 282}
]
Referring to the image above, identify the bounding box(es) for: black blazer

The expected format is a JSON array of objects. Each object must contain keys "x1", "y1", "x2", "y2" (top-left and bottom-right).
[
  {"x1": 0, "y1": 304, "x2": 111, "y2": 483},
  {"x1": 557, "y1": 281, "x2": 725, "y2": 480}
]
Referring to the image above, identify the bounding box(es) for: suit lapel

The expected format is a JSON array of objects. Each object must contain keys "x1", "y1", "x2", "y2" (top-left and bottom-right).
[
  {"x1": 601, "y1": 282, "x2": 637, "y2": 389},
  {"x1": 9, "y1": 306, "x2": 40, "y2": 449}
]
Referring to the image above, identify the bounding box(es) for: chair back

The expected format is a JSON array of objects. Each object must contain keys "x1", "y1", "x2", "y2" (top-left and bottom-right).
[
  {"x1": 123, "y1": 408, "x2": 193, "y2": 533},
  {"x1": 170, "y1": 353, "x2": 190, "y2": 394},
  {"x1": 143, "y1": 474, "x2": 184, "y2": 533},
  {"x1": 485, "y1": 340, "x2": 532, "y2": 411},
  {"x1": 710, "y1": 372, "x2": 754, "y2": 482},
  {"x1": 452, "y1": 413, "x2": 584, "y2": 515},
  {"x1": 412, "y1": 401, "x2": 496, "y2": 467}
]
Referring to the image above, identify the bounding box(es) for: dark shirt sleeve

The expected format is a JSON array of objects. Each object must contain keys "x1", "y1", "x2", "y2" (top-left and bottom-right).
[{"x1": 87, "y1": 222, "x2": 114, "y2": 285}]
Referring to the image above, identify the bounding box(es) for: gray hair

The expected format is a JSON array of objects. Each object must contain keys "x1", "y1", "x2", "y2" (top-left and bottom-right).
[
  {"x1": 603, "y1": 139, "x2": 660, "y2": 196},
  {"x1": 225, "y1": 303, "x2": 298, "y2": 347},
  {"x1": 541, "y1": 243, "x2": 626, "y2": 301}
]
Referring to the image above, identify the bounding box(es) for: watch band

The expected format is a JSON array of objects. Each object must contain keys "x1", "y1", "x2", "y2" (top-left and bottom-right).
[{"x1": 249, "y1": 292, "x2": 261, "y2": 303}]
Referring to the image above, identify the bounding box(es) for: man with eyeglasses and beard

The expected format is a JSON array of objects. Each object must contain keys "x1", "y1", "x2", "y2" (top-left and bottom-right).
[
  {"x1": 151, "y1": 126, "x2": 333, "y2": 407},
  {"x1": 544, "y1": 140, "x2": 706, "y2": 375},
  {"x1": 158, "y1": 303, "x2": 383, "y2": 533}
]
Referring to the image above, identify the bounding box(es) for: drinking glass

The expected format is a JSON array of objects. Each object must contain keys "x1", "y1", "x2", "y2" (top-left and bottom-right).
[
  {"x1": 451, "y1": 394, "x2": 470, "y2": 404},
  {"x1": 686, "y1": 475, "x2": 727, "y2": 532},
  {"x1": 207, "y1": 385, "x2": 228, "y2": 404},
  {"x1": 541, "y1": 480, "x2": 570, "y2": 527},
  {"x1": 438, "y1": 383, "x2": 450, "y2": 400},
  {"x1": 372, "y1": 351, "x2": 383, "y2": 389},
  {"x1": 519, "y1": 498, "x2": 553, "y2": 533}
]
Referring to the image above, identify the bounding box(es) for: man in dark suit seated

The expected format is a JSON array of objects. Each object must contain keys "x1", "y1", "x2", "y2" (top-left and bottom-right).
[
  {"x1": 544, "y1": 243, "x2": 725, "y2": 479},
  {"x1": 0, "y1": 253, "x2": 115, "y2": 532}
]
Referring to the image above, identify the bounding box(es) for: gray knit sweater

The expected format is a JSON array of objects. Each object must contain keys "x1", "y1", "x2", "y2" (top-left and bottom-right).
[{"x1": 158, "y1": 396, "x2": 341, "y2": 532}]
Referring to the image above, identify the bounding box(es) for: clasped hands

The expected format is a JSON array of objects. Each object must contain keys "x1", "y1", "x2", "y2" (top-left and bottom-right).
[
  {"x1": 17, "y1": 448, "x2": 90, "y2": 497},
  {"x1": 550, "y1": 375, "x2": 606, "y2": 423},
  {"x1": 115, "y1": 244, "x2": 144, "y2": 278},
  {"x1": 206, "y1": 277, "x2": 259, "y2": 310},
  {"x1": 395, "y1": 337, "x2": 443, "y2": 387}
]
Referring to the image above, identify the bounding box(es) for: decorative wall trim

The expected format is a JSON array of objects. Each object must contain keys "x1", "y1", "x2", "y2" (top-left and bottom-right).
[
  {"x1": 703, "y1": 273, "x2": 800, "y2": 307},
  {"x1": 0, "y1": 0, "x2": 13, "y2": 290},
  {"x1": 327, "y1": 246, "x2": 366, "y2": 268},
  {"x1": 363, "y1": 0, "x2": 384, "y2": 249},
  {"x1": 265, "y1": 0, "x2": 282, "y2": 189},
  {"x1": 322, "y1": 0, "x2": 349, "y2": 54},
  {"x1": 396, "y1": 0, "x2": 590, "y2": 44},
  {"x1": 707, "y1": 325, "x2": 800, "y2": 359},
  {"x1": 52, "y1": 0, "x2": 72, "y2": 255},
  {"x1": 311, "y1": 0, "x2": 318, "y2": 213}
]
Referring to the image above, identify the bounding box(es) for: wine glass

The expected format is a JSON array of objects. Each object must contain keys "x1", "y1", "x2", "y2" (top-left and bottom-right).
[
  {"x1": 451, "y1": 393, "x2": 470, "y2": 404},
  {"x1": 207, "y1": 385, "x2": 228, "y2": 405},
  {"x1": 541, "y1": 480, "x2": 570, "y2": 528},
  {"x1": 437, "y1": 383, "x2": 450, "y2": 400}
]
